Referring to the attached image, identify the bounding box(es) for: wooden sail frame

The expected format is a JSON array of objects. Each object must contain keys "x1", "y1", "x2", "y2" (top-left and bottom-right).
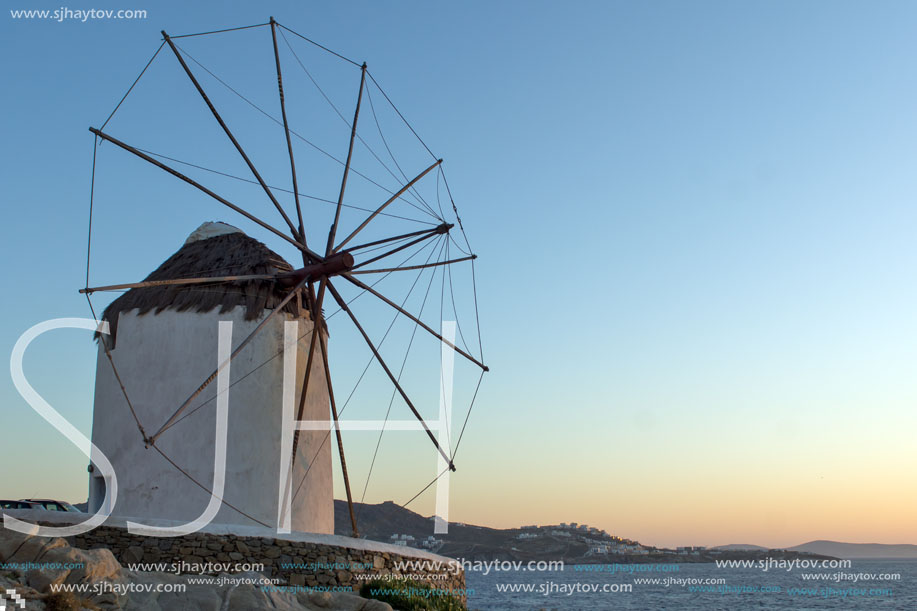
[{"x1": 83, "y1": 18, "x2": 488, "y2": 537}]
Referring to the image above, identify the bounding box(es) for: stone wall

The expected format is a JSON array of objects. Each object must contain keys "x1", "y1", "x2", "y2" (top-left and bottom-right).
[{"x1": 58, "y1": 525, "x2": 465, "y2": 595}]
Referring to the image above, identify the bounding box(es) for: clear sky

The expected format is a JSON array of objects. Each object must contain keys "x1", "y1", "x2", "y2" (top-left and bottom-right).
[{"x1": 2, "y1": 0, "x2": 917, "y2": 549}]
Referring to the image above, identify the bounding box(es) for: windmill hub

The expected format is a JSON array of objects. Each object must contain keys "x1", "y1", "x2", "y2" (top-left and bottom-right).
[{"x1": 277, "y1": 251, "x2": 354, "y2": 288}]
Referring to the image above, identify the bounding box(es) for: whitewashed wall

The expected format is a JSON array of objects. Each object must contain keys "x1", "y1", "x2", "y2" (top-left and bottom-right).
[{"x1": 88, "y1": 306, "x2": 333, "y2": 534}]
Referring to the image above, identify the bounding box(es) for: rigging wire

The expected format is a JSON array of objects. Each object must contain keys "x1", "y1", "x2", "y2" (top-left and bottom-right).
[
  {"x1": 400, "y1": 465, "x2": 451, "y2": 511},
  {"x1": 445, "y1": 241, "x2": 473, "y2": 356},
  {"x1": 439, "y1": 236, "x2": 453, "y2": 446},
  {"x1": 168, "y1": 22, "x2": 271, "y2": 39},
  {"x1": 446, "y1": 232, "x2": 472, "y2": 257},
  {"x1": 350, "y1": 234, "x2": 424, "y2": 257},
  {"x1": 86, "y1": 293, "x2": 148, "y2": 442},
  {"x1": 449, "y1": 369, "x2": 485, "y2": 463},
  {"x1": 356, "y1": 237, "x2": 447, "y2": 521},
  {"x1": 85, "y1": 135, "x2": 148, "y2": 442},
  {"x1": 86, "y1": 138, "x2": 98, "y2": 289},
  {"x1": 97, "y1": 20, "x2": 472, "y2": 258},
  {"x1": 434, "y1": 166, "x2": 447, "y2": 222},
  {"x1": 366, "y1": 71, "x2": 437, "y2": 162},
  {"x1": 440, "y1": 169, "x2": 474, "y2": 255},
  {"x1": 290, "y1": 235, "x2": 446, "y2": 503},
  {"x1": 100, "y1": 42, "x2": 165, "y2": 130},
  {"x1": 174, "y1": 44, "x2": 441, "y2": 221},
  {"x1": 364, "y1": 82, "x2": 439, "y2": 219},
  {"x1": 152, "y1": 445, "x2": 271, "y2": 527},
  {"x1": 470, "y1": 257, "x2": 485, "y2": 362},
  {"x1": 277, "y1": 28, "x2": 436, "y2": 218},
  {"x1": 167, "y1": 237, "x2": 443, "y2": 429},
  {"x1": 132, "y1": 146, "x2": 437, "y2": 227},
  {"x1": 277, "y1": 23, "x2": 362, "y2": 68}
]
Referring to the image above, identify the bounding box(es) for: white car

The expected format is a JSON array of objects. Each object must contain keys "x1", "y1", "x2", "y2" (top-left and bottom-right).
[
  {"x1": 19, "y1": 499, "x2": 83, "y2": 512},
  {"x1": 0, "y1": 500, "x2": 42, "y2": 510}
]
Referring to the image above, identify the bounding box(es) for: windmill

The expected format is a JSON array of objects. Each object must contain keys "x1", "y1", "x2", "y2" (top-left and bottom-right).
[{"x1": 81, "y1": 18, "x2": 487, "y2": 537}]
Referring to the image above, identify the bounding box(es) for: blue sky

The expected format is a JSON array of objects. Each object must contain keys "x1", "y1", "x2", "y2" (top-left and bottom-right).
[{"x1": 2, "y1": 1, "x2": 917, "y2": 548}]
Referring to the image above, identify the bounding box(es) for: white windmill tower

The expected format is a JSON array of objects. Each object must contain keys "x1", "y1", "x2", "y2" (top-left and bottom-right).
[{"x1": 88, "y1": 221, "x2": 336, "y2": 533}]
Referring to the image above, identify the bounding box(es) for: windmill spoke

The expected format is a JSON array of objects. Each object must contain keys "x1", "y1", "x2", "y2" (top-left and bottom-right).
[
  {"x1": 270, "y1": 17, "x2": 307, "y2": 249},
  {"x1": 318, "y1": 324, "x2": 358, "y2": 537},
  {"x1": 88, "y1": 127, "x2": 322, "y2": 260},
  {"x1": 149, "y1": 276, "x2": 310, "y2": 444},
  {"x1": 326, "y1": 63, "x2": 367, "y2": 257},
  {"x1": 325, "y1": 280, "x2": 455, "y2": 470},
  {"x1": 290, "y1": 278, "x2": 327, "y2": 460},
  {"x1": 333, "y1": 159, "x2": 443, "y2": 253},
  {"x1": 80, "y1": 274, "x2": 277, "y2": 294},
  {"x1": 350, "y1": 229, "x2": 448, "y2": 272},
  {"x1": 340, "y1": 272, "x2": 488, "y2": 372},
  {"x1": 350, "y1": 254, "x2": 476, "y2": 276},
  {"x1": 162, "y1": 31, "x2": 303, "y2": 244},
  {"x1": 84, "y1": 255, "x2": 354, "y2": 296},
  {"x1": 347, "y1": 226, "x2": 443, "y2": 253}
]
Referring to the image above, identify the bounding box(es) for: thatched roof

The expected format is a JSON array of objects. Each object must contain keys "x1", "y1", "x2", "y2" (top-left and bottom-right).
[{"x1": 101, "y1": 223, "x2": 305, "y2": 343}]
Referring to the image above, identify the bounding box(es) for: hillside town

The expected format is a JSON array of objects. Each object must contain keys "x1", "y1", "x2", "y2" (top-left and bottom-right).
[
  {"x1": 512, "y1": 523, "x2": 710, "y2": 557},
  {"x1": 385, "y1": 519, "x2": 715, "y2": 558}
]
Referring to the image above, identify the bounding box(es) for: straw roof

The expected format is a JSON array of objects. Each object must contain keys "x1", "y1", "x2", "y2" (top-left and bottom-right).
[{"x1": 101, "y1": 224, "x2": 306, "y2": 343}]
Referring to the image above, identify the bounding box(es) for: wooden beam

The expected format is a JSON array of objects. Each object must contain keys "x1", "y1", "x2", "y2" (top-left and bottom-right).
[
  {"x1": 162, "y1": 30, "x2": 303, "y2": 244},
  {"x1": 80, "y1": 274, "x2": 276, "y2": 294},
  {"x1": 349, "y1": 254, "x2": 476, "y2": 276},
  {"x1": 88, "y1": 127, "x2": 323, "y2": 261},
  {"x1": 333, "y1": 159, "x2": 442, "y2": 253},
  {"x1": 270, "y1": 17, "x2": 307, "y2": 248},
  {"x1": 341, "y1": 272, "x2": 488, "y2": 372},
  {"x1": 326, "y1": 63, "x2": 367, "y2": 257}
]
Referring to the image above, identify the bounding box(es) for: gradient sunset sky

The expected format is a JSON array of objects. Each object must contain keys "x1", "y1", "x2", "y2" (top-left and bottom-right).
[{"x1": 2, "y1": 0, "x2": 916, "y2": 549}]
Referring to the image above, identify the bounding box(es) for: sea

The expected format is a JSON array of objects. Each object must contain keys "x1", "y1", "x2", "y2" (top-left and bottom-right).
[{"x1": 464, "y1": 559, "x2": 917, "y2": 610}]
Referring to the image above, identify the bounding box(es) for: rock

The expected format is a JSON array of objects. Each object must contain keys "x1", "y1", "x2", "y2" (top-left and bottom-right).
[
  {"x1": 122, "y1": 545, "x2": 145, "y2": 565},
  {"x1": 306, "y1": 591, "x2": 337, "y2": 608},
  {"x1": 301, "y1": 590, "x2": 392, "y2": 611},
  {"x1": 0, "y1": 530, "x2": 127, "y2": 609},
  {"x1": 0, "y1": 530, "x2": 70, "y2": 564}
]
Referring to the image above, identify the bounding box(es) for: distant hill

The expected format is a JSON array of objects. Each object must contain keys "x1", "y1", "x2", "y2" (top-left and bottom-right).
[
  {"x1": 333, "y1": 500, "x2": 541, "y2": 560},
  {"x1": 334, "y1": 500, "x2": 441, "y2": 540},
  {"x1": 65, "y1": 500, "x2": 917, "y2": 561},
  {"x1": 789, "y1": 540, "x2": 917, "y2": 559}
]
